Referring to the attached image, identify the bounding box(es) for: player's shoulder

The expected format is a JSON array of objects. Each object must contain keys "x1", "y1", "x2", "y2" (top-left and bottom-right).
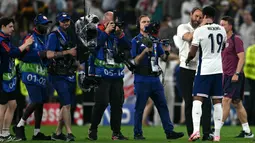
[{"x1": 233, "y1": 34, "x2": 242, "y2": 41}]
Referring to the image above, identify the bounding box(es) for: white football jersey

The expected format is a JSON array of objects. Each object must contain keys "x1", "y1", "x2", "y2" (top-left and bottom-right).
[{"x1": 192, "y1": 23, "x2": 227, "y2": 75}]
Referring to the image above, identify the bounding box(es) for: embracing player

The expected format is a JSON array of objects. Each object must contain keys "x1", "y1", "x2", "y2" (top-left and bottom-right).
[{"x1": 185, "y1": 6, "x2": 227, "y2": 142}]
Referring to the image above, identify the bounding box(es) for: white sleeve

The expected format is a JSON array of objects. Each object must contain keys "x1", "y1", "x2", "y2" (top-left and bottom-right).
[
  {"x1": 177, "y1": 24, "x2": 190, "y2": 39},
  {"x1": 191, "y1": 28, "x2": 201, "y2": 46}
]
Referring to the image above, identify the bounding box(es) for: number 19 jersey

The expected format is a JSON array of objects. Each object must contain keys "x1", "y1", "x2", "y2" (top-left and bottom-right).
[{"x1": 192, "y1": 23, "x2": 227, "y2": 75}]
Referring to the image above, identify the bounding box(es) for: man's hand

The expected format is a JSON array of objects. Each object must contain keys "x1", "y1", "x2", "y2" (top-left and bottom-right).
[
  {"x1": 115, "y1": 26, "x2": 124, "y2": 38},
  {"x1": 67, "y1": 47, "x2": 77, "y2": 56},
  {"x1": 105, "y1": 21, "x2": 115, "y2": 34},
  {"x1": 144, "y1": 47, "x2": 153, "y2": 53},
  {"x1": 163, "y1": 45, "x2": 170, "y2": 52},
  {"x1": 24, "y1": 36, "x2": 34, "y2": 50},
  {"x1": 185, "y1": 58, "x2": 190, "y2": 66},
  {"x1": 231, "y1": 74, "x2": 239, "y2": 82}
]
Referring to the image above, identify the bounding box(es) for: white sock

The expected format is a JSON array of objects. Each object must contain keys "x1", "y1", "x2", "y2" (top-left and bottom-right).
[
  {"x1": 220, "y1": 122, "x2": 224, "y2": 128},
  {"x1": 213, "y1": 103, "x2": 223, "y2": 137},
  {"x1": 192, "y1": 100, "x2": 202, "y2": 133},
  {"x1": 17, "y1": 118, "x2": 25, "y2": 127},
  {"x1": 2, "y1": 128, "x2": 10, "y2": 137},
  {"x1": 242, "y1": 123, "x2": 251, "y2": 134},
  {"x1": 34, "y1": 129, "x2": 40, "y2": 136}
]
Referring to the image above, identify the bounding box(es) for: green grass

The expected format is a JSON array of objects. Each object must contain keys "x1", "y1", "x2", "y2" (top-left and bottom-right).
[{"x1": 18, "y1": 125, "x2": 255, "y2": 143}]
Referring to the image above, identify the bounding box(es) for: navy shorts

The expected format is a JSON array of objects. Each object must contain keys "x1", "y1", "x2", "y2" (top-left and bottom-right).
[
  {"x1": 0, "y1": 91, "x2": 16, "y2": 105},
  {"x1": 25, "y1": 84, "x2": 48, "y2": 103},
  {"x1": 49, "y1": 76, "x2": 76, "y2": 106},
  {"x1": 223, "y1": 73, "x2": 244, "y2": 100},
  {"x1": 193, "y1": 74, "x2": 223, "y2": 99}
]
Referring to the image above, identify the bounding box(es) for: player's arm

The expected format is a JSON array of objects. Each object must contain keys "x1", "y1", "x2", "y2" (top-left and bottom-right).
[
  {"x1": 236, "y1": 52, "x2": 245, "y2": 73},
  {"x1": 186, "y1": 45, "x2": 198, "y2": 64},
  {"x1": 185, "y1": 28, "x2": 200, "y2": 65},
  {"x1": 235, "y1": 37, "x2": 245, "y2": 74},
  {"x1": 177, "y1": 24, "x2": 193, "y2": 42}
]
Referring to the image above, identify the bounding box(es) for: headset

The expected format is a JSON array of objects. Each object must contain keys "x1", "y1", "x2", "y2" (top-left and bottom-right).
[{"x1": 136, "y1": 15, "x2": 150, "y2": 30}]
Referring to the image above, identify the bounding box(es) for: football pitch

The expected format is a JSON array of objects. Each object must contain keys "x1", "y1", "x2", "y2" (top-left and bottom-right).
[{"x1": 19, "y1": 125, "x2": 254, "y2": 143}]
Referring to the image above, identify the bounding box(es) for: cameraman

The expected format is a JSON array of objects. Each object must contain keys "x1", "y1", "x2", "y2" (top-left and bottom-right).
[
  {"x1": 131, "y1": 15, "x2": 184, "y2": 140},
  {"x1": 87, "y1": 11, "x2": 130, "y2": 141}
]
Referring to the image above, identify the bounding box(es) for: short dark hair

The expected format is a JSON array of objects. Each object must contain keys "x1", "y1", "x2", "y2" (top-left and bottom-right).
[
  {"x1": 0, "y1": 17, "x2": 15, "y2": 28},
  {"x1": 221, "y1": 16, "x2": 234, "y2": 26},
  {"x1": 202, "y1": 6, "x2": 216, "y2": 18},
  {"x1": 191, "y1": 7, "x2": 202, "y2": 15},
  {"x1": 138, "y1": 15, "x2": 150, "y2": 23}
]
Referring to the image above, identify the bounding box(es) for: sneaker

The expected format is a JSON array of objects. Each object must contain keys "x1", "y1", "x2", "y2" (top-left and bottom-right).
[
  {"x1": 134, "y1": 134, "x2": 146, "y2": 140},
  {"x1": 167, "y1": 131, "x2": 184, "y2": 140},
  {"x1": 32, "y1": 132, "x2": 51, "y2": 140},
  {"x1": 111, "y1": 132, "x2": 128, "y2": 140},
  {"x1": 14, "y1": 126, "x2": 26, "y2": 141},
  {"x1": 188, "y1": 131, "x2": 200, "y2": 142},
  {"x1": 3, "y1": 134, "x2": 22, "y2": 142},
  {"x1": 235, "y1": 130, "x2": 254, "y2": 138},
  {"x1": 202, "y1": 133, "x2": 214, "y2": 141},
  {"x1": 51, "y1": 133, "x2": 66, "y2": 141},
  {"x1": 87, "y1": 129, "x2": 97, "y2": 141},
  {"x1": 66, "y1": 133, "x2": 75, "y2": 142},
  {"x1": 213, "y1": 136, "x2": 220, "y2": 142},
  {"x1": 0, "y1": 136, "x2": 4, "y2": 142}
]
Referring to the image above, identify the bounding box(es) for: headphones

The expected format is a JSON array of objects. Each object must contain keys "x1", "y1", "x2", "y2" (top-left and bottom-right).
[
  {"x1": 136, "y1": 19, "x2": 140, "y2": 30},
  {"x1": 136, "y1": 15, "x2": 149, "y2": 30}
]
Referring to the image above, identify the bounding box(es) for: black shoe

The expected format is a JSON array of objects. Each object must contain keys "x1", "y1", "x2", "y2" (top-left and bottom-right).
[
  {"x1": 66, "y1": 133, "x2": 75, "y2": 142},
  {"x1": 87, "y1": 129, "x2": 97, "y2": 141},
  {"x1": 14, "y1": 126, "x2": 26, "y2": 141},
  {"x1": 3, "y1": 134, "x2": 22, "y2": 142},
  {"x1": 166, "y1": 131, "x2": 184, "y2": 139},
  {"x1": 111, "y1": 132, "x2": 128, "y2": 140},
  {"x1": 32, "y1": 132, "x2": 51, "y2": 140},
  {"x1": 202, "y1": 134, "x2": 214, "y2": 141},
  {"x1": 134, "y1": 134, "x2": 146, "y2": 140},
  {"x1": 235, "y1": 130, "x2": 254, "y2": 138},
  {"x1": 51, "y1": 133, "x2": 66, "y2": 141}
]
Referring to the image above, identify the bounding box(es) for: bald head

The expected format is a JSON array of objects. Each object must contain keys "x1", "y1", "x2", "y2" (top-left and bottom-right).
[{"x1": 102, "y1": 11, "x2": 113, "y2": 24}]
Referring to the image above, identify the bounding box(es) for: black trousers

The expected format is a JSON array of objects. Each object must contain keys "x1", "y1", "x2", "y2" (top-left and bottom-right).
[
  {"x1": 179, "y1": 67, "x2": 212, "y2": 136},
  {"x1": 247, "y1": 78, "x2": 255, "y2": 125},
  {"x1": 90, "y1": 78, "x2": 124, "y2": 133}
]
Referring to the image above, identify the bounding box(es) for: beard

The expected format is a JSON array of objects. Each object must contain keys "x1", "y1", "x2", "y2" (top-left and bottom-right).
[{"x1": 191, "y1": 19, "x2": 200, "y2": 28}]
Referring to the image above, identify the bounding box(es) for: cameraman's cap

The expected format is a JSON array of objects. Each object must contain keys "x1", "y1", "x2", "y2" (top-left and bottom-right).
[
  {"x1": 34, "y1": 14, "x2": 52, "y2": 25},
  {"x1": 57, "y1": 12, "x2": 71, "y2": 22}
]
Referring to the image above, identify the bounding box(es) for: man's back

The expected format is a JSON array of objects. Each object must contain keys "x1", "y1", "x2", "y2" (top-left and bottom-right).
[{"x1": 192, "y1": 23, "x2": 227, "y2": 75}]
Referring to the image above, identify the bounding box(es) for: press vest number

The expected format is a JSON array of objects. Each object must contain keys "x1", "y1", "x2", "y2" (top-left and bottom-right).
[
  {"x1": 26, "y1": 74, "x2": 46, "y2": 85},
  {"x1": 8, "y1": 77, "x2": 16, "y2": 89},
  {"x1": 104, "y1": 69, "x2": 124, "y2": 76}
]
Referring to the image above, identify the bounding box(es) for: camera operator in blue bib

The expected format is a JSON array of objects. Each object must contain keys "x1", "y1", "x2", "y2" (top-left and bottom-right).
[
  {"x1": 47, "y1": 12, "x2": 77, "y2": 142},
  {"x1": 131, "y1": 15, "x2": 184, "y2": 140},
  {"x1": 14, "y1": 14, "x2": 76, "y2": 141},
  {"x1": 87, "y1": 11, "x2": 130, "y2": 141}
]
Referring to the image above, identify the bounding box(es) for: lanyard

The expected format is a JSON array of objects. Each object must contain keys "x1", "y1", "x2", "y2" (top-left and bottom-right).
[
  {"x1": 153, "y1": 43, "x2": 157, "y2": 59},
  {"x1": 37, "y1": 37, "x2": 45, "y2": 46},
  {"x1": 57, "y1": 28, "x2": 67, "y2": 43}
]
